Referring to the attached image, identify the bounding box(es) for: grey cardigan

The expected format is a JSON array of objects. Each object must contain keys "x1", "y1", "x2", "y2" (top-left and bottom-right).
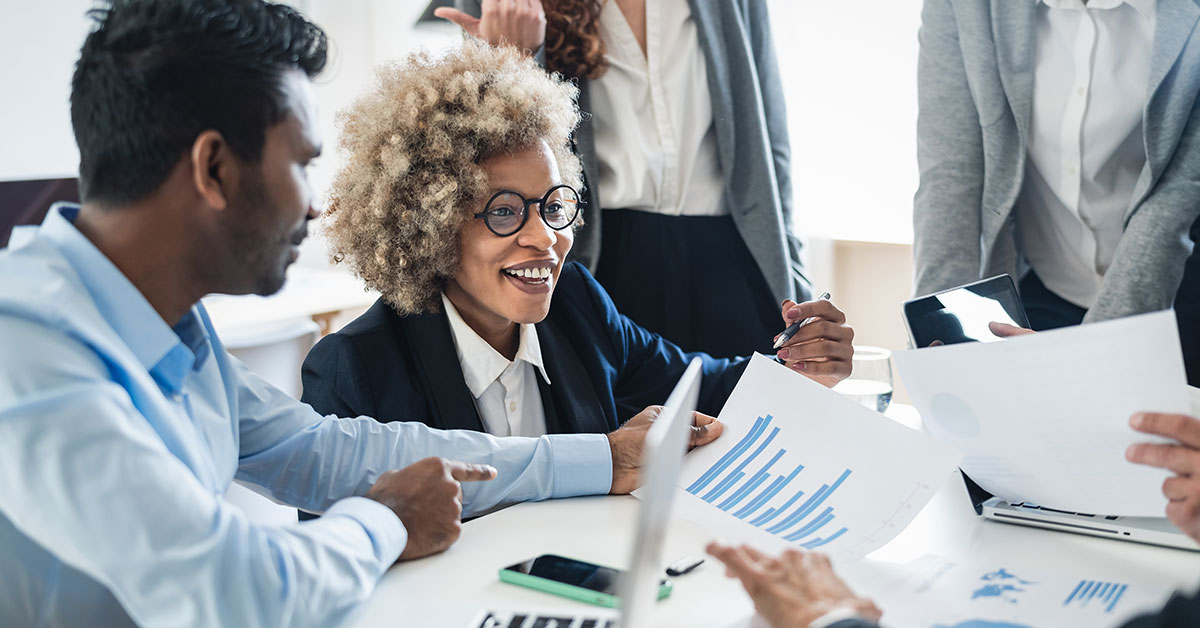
[
  {"x1": 914, "y1": 0, "x2": 1200, "y2": 322},
  {"x1": 456, "y1": 0, "x2": 811, "y2": 306}
]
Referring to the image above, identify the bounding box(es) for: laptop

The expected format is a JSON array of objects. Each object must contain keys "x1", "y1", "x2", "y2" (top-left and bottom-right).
[
  {"x1": 902, "y1": 279, "x2": 1199, "y2": 552},
  {"x1": 619, "y1": 357, "x2": 704, "y2": 628}
]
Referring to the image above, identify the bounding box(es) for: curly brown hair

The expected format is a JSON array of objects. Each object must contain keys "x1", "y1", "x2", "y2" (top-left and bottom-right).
[
  {"x1": 323, "y1": 39, "x2": 584, "y2": 315},
  {"x1": 544, "y1": 0, "x2": 607, "y2": 79}
]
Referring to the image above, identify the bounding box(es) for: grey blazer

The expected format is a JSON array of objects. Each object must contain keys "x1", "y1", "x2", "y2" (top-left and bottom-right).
[
  {"x1": 456, "y1": 0, "x2": 811, "y2": 305},
  {"x1": 914, "y1": 0, "x2": 1200, "y2": 322}
]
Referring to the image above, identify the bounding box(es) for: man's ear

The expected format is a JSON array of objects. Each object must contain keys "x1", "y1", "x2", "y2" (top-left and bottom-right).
[{"x1": 189, "y1": 130, "x2": 238, "y2": 211}]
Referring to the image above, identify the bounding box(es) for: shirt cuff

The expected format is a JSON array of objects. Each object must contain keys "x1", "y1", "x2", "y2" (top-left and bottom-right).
[
  {"x1": 549, "y1": 433, "x2": 613, "y2": 498},
  {"x1": 810, "y1": 607, "x2": 868, "y2": 628},
  {"x1": 323, "y1": 496, "x2": 408, "y2": 563}
]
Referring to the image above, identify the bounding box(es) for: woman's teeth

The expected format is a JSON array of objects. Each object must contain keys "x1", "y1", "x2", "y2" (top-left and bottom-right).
[{"x1": 504, "y1": 267, "x2": 552, "y2": 280}]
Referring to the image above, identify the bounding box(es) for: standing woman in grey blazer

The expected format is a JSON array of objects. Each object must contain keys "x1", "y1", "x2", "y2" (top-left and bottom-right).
[
  {"x1": 913, "y1": 0, "x2": 1200, "y2": 338},
  {"x1": 437, "y1": 0, "x2": 812, "y2": 359}
]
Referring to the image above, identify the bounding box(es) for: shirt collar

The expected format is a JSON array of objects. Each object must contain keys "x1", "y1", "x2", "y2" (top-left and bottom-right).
[
  {"x1": 1040, "y1": 0, "x2": 1155, "y2": 17},
  {"x1": 441, "y1": 293, "x2": 551, "y2": 398},
  {"x1": 40, "y1": 203, "x2": 210, "y2": 394}
]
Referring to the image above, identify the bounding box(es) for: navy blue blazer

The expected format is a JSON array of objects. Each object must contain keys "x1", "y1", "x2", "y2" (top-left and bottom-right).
[{"x1": 300, "y1": 263, "x2": 750, "y2": 434}]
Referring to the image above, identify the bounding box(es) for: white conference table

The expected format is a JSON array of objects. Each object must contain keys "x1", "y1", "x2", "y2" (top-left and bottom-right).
[{"x1": 348, "y1": 406, "x2": 1200, "y2": 628}]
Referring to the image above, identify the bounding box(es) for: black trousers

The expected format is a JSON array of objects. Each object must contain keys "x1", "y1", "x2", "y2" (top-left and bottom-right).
[
  {"x1": 593, "y1": 209, "x2": 781, "y2": 360},
  {"x1": 1019, "y1": 271, "x2": 1086, "y2": 332},
  {"x1": 1175, "y1": 217, "x2": 1200, "y2": 387}
]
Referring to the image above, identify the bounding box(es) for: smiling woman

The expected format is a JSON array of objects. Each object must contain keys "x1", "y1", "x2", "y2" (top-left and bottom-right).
[
  {"x1": 322, "y1": 40, "x2": 582, "y2": 318},
  {"x1": 301, "y1": 39, "x2": 855, "y2": 449}
]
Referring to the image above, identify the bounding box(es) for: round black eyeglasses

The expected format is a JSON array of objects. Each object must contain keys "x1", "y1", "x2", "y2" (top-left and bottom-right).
[{"x1": 473, "y1": 184, "x2": 581, "y2": 237}]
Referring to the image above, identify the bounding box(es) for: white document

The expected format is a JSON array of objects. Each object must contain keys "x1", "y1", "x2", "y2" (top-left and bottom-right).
[
  {"x1": 894, "y1": 310, "x2": 1189, "y2": 516},
  {"x1": 669, "y1": 354, "x2": 961, "y2": 560},
  {"x1": 844, "y1": 554, "x2": 1172, "y2": 628}
]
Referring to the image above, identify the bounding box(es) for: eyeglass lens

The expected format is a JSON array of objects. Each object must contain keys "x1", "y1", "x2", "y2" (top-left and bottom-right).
[{"x1": 484, "y1": 186, "x2": 579, "y2": 235}]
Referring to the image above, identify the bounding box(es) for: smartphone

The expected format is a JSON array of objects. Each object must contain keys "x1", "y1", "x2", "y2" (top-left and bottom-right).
[
  {"x1": 903, "y1": 274, "x2": 1030, "y2": 348},
  {"x1": 499, "y1": 554, "x2": 673, "y2": 608}
]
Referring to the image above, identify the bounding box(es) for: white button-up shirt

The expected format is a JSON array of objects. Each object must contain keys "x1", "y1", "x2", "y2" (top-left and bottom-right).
[
  {"x1": 590, "y1": 0, "x2": 726, "y2": 216},
  {"x1": 442, "y1": 294, "x2": 550, "y2": 437},
  {"x1": 1017, "y1": 0, "x2": 1156, "y2": 308}
]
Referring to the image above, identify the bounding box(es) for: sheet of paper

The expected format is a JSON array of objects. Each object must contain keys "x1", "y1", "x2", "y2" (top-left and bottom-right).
[
  {"x1": 665, "y1": 354, "x2": 961, "y2": 561},
  {"x1": 843, "y1": 554, "x2": 1173, "y2": 628},
  {"x1": 894, "y1": 310, "x2": 1189, "y2": 516}
]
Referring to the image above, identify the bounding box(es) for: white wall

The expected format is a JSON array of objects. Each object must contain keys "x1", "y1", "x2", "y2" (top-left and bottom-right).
[
  {"x1": 0, "y1": 0, "x2": 93, "y2": 182},
  {"x1": 770, "y1": 0, "x2": 923, "y2": 246}
]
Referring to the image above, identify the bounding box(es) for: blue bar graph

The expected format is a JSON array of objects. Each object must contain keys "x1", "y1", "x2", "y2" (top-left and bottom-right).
[
  {"x1": 1063, "y1": 581, "x2": 1085, "y2": 605},
  {"x1": 718, "y1": 449, "x2": 785, "y2": 511},
  {"x1": 768, "y1": 469, "x2": 852, "y2": 535},
  {"x1": 702, "y1": 425, "x2": 781, "y2": 502},
  {"x1": 684, "y1": 414, "x2": 855, "y2": 549},
  {"x1": 1064, "y1": 579, "x2": 1128, "y2": 614},
  {"x1": 1107, "y1": 585, "x2": 1127, "y2": 612},
  {"x1": 785, "y1": 508, "x2": 834, "y2": 541},
  {"x1": 687, "y1": 415, "x2": 770, "y2": 494},
  {"x1": 801, "y1": 527, "x2": 847, "y2": 549},
  {"x1": 735, "y1": 463, "x2": 804, "y2": 520}
]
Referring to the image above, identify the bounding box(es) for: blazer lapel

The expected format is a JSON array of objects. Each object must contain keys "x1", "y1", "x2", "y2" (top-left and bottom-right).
[
  {"x1": 535, "y1": 317, "x2": 612, "y2": 435},
  {"x1": 402, "y1": 312, "x2": 486, "y2": 432},
  {"x1": 992, "y1": 1, "x2": 1038, "y2": 146},
  {"x1": 1143, "y1": 0, "x2": 1200, "y2": 184}
]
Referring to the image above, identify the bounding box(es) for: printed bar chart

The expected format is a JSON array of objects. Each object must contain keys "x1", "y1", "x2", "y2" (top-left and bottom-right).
[
  {"x1": 685, "y1": 413, "x2": 853, "y2": 546},
  {"x1": 668, "y1": 354, "x2": 961, "y2": 560},
  {"x1": 1063, "y1": 579, "x2": 1128, "y2": 613}
]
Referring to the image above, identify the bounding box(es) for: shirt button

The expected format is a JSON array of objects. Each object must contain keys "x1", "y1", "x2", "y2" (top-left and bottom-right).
[
  {"x1": 509, "y1": 401, "x2": 517, "y2": 412},
  {"x1": 1076, "y1": 86, "x2": 1085, "y2": 96},
  {"x1": 1066, "y1": 164, "x2": 1077, "y2": 175}
]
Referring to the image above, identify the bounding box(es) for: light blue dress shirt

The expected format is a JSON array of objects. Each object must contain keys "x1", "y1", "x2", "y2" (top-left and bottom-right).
[{"x1": 0, "y1": 205, "x2": 613, "y2": 627}]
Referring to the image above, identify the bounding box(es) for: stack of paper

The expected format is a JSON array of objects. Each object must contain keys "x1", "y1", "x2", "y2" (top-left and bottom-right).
[{"x1": 894, "y1": 310, "x2": 1189, "y2": 516}]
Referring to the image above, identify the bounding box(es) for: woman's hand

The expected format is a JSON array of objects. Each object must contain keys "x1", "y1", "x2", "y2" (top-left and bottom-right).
[
  {"x1": 707, "y1": 542, "x2": 881, "y2": 628},
  {"x1": 774, "y1": 298, "x2": 854, "y2": 388},
  {"x1": 435, "y1": 0, "x2": 546, "y2": 53}
]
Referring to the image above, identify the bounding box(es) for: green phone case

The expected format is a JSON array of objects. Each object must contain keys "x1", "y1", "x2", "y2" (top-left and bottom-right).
[{"x1": 498, "y1": 563, "x2": 673, "y2": 608}]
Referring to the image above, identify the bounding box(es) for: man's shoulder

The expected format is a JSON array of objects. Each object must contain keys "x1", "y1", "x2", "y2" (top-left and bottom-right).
[{"x1": 0, "y1": 234, "x2": 97, "y2": 325}]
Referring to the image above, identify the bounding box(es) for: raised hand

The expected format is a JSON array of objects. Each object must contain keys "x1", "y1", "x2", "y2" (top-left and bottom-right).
[{"x1": 435, "y1": 0, "x2": 546, "y2": 53}]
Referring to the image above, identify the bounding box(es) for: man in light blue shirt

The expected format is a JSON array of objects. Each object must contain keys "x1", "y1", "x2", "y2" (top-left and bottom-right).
[{"x1": 0, "y1": 1, "x2": 722, "y2": 626}]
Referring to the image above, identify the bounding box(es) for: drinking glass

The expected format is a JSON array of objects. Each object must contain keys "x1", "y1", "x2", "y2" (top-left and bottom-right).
[{"x1": 832, "y1": 346, "x2": 894, "y2": 413}]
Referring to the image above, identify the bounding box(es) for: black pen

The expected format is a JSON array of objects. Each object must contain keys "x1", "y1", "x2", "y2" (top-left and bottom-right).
[{"x1": 772, "y1": 292, "x2": 832, "y2": 350}]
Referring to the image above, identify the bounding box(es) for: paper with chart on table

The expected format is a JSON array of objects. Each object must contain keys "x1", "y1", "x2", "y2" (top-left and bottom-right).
[
  {"x1": 665, "y1": 354, "x2": 961, "y2": 560},
  {"x1": 840, "y1": 554, "x2": 1172, "y2": 628},
  {"x1": 893, "y1": 310, "x2": 1190, "y2": 516}
]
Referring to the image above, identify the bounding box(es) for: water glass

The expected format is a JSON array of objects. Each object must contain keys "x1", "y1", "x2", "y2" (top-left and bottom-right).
[{"x1": 833, "y1": 346, "x2": 894, "y2": 413}]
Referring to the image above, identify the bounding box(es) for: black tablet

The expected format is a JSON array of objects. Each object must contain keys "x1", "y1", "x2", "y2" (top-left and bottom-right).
[{"x1": 902, "y1": 275, "x2": 1030, "y2": 349}]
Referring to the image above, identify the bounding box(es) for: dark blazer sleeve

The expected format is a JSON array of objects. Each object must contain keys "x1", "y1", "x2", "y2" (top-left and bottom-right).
[
  {"x1": 1121, "y1": 589, "x2": 1200, "y2": 627},
  {"x1": 300, "y1": 332, "x2": 377, "y2": 419},
  {"x1": 828, "y1": 620, "x2": 882, "y2": 628},
  {"x1": 559, "y1": 263, "x2": 749, "y2": 420}
]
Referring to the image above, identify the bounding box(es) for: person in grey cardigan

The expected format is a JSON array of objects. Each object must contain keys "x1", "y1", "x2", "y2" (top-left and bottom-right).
[
  {"x1": 437, "y1": 0, "x2": 812, "y2": 360},
  {"x1": 913, "y1": 0, "x2": 1200, "y2": 339}
]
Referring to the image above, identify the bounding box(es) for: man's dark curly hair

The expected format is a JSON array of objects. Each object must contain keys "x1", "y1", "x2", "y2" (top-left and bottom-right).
[{"x1": 70, "y1": 0, "x2": 328, "y2": 205}]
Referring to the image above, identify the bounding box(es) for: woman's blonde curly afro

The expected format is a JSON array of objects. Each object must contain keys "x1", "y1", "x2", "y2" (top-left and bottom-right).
[{"x1": 324, "y1": 39, "x2": 583, "y2": 314}]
